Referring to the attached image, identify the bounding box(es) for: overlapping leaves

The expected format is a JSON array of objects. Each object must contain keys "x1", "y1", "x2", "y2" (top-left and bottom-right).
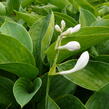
[{"x1": 47, "y1": 26, "x2": 109, "y2": 64}]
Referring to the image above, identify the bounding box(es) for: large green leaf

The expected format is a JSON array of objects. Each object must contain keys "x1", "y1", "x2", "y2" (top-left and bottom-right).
[
  {"x1": 30, "y1": 12, "x2": 54, "y2": 69},
  {"x1": 56, "y1": 95, "x2": 86, "y2": 109},
  {"x1": 15, "y1": 11, "x2": 43, "y2": 26},
  {"x1": 0, "y1": 20, "x2": 33, "y2": 52},
  {"x1": 58, "y1": 60, "x2": 109, "y2": 91},
  {"x1": 49, "y1": 75, "x2": 76, "y2": 99},
  {"x1": 0, "y1": 63, "x2": 38, "y2": 79},
  {"x1": 48, "y1": 96, "x2": 60, "y2": 109},
  {"x1": 0, "y1": 34, "x2": 37, "y2": 79},
  {"x1": 79, "y1": 8, "x2": 96, "y2": 26},
  {"x1": 91, "y1": 19, "x2": 109, "y2": 55},
  {"x1": 47, "y1": 26, "x2": 109, "y2": 64},
  {"x1": 0, "y1": 76, "x2": 15, "y2": 106},
  {"x1": 13, "y1": 77, "x2": 42, "y2": 108},
  {"x1": 0, "y1": 34, "x2": 35, "y2": 64},
  {"x1": 86, "y1": 83, "x2": 109, "y2": 109}
]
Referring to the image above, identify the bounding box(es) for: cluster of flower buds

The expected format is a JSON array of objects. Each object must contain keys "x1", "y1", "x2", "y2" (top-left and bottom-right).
[
  {"x1": 54, "y1": 20, "x2": 90, "y2": 75},
  {"x1": 55, "y1": 20, "x2": 66, "y2": 33},
  {"x1": 55, "y1": 20, "x2": 81, "y2": 36}
]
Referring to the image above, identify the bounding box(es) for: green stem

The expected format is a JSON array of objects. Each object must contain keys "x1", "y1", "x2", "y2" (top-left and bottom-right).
[
  {"x1": 45, "y1": 75, "x2": 50, "y2": 109},
  {"x1": 54, "y1": 35, "x2": 62, "y2": 65},
  {"x1": 45, "y1": 35, "x2": 62, "y2": 108},
  {"x1": 48, "y1": 35, "x2": 62, "y2": 75}
]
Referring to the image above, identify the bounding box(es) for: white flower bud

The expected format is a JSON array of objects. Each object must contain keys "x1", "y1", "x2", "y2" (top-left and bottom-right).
[
  {"x1": 58, "y1": 41, "x2": 80, "y2": 51},
  {"x1": 61, "y1": 24, "x2": 81, "y2": 36},
  {"x1": 59, "y1": 51, "x2": 89, "y2": 74},
  {"x1": 71, "y1": 24, "x2": 81, "y2": 33},
  {"x1": 55, "y1": 24, "x2": 62, "y2": 32},
  {"x1": 61, "y1": 27, "x2": 73, "y2": 36},
  {"x1": 61, "y1": 20, "x2": 66, "y2": 31}
]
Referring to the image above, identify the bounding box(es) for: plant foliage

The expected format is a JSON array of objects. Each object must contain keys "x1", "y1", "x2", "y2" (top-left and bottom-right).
[{"x1": 0, "y1": 0, "x2": 109, "y2": 109}]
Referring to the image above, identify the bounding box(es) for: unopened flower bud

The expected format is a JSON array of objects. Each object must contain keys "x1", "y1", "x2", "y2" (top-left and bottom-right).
[
  {"x1": 55, "y1": 24, "x2": 62, "y2": 32},
  {"x1": 61, "y1": 20, "x2": 66, "y2": 31},
  {"x1": 71, "y1": 24, "x2": 81, "y2": 33},
  {"x1": 61, "y1": 27, "x2": 73, "y2": 36},
  {"x1": 58, "y1": 41, "x2": 80, "y2": 51},
  {"x1": 61, "y1": 24, "x2": 81, "y2": 36},
  {"x1": 59, "y1": 51, "x2": 89, "y2": 74}
]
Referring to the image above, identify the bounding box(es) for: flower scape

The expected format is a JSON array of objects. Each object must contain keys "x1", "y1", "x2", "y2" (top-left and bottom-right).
[{"x1": 54, "y1": 20, "x2": 89, "y2": 74}]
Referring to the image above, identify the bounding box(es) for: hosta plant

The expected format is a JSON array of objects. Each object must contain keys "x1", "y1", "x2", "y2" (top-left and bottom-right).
[{"x1": 1, "y1": 0, "x2": 109, "y2": 109}]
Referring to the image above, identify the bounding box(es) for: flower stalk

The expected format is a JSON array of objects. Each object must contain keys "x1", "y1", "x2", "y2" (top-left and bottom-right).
[{"x1": 49, "y1": 20, "x2": 89, "y2": 75}]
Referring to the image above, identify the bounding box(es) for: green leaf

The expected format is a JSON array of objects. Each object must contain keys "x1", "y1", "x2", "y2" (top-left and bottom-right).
[
  {"x1": 0, "y1": 2, "x2": 6, "y2": 16},
  {"x1": 21, "y1": 0, "x2": 33, "y2": 8},
  {"x1": 0, "y1": 76, "x2": 15, "y2": 106},
  {"x1": 86, "y1": 83, "x2": 109, "y2": 109},
  {"x1": 49, "y1": 75, "x2": 76, "y2": 99},
  {"x1": 48, "y1": 96, "x2": 60, "y2": 109},
  {"x1": 34, "y1": 0, "x2": 48, "y2": 4},
  {"x1": 0, "y1": 20, "x2": 33, "y2": 53},
  {"x1": 35, "y1": 74, "x2": 48, "y2": 109},
  {"x1": 73, "y1": 0, "x2": 96, "y2": 14},
  {"x1": 91, "y1": 19, "x2": 109, "y2": 26},
  {"x1": 98, "y1": 5, "x2": 109, "y2": 16},
  {"x1": 79, "y1": 8, "x2": 96, "y2": 26},
  {"x1": 15, "y1": 11, "x2": 43, "y2": 26},
  {"x1": 49, "y1": 0, "x2": 71, "y2": 9},
  {"x1": 58, "y1": 60, "x2": 109, "y2": 91},
  {"x1": 91, "y1": 19, "x2": 109, "y2": 55},
  {"x1": 32, "y1": 4, "x2": 58, "y2": 16},
  {"x1": 0, "y1": 16, "x2": 5, "y2": 26},
  {"x1": 47, "y1": 26, "x2": 109, "y2": 64},
  {"x1": 29, "y1": 12, "x2": 54, "y2": 69},
  {"x1": 94, "y1": 55, "x2": 109, "y2": 63},
  {"x1": 0, "y1": 34, "x2": 35, "y2": 65},
  {"x1": 95, "y1": 40, "x2": 109, "y2": 55},
  {"x1": 13, "y1": 77, "x2": 42, "y2": 108},
  {"x1": 103, "y1": 14, "x2": 109, "y2": 19},
  {"x1": 41, "y1": 12, "x2": 54, "y2": 62},
  {"x1": 30, "y1": 16, "x2": 45, "y2": 60},
  {"x1": 56, "y1": 95, "x2": 86, "y2": 109},
  {"x1": 6, "y1": 0, "x2": 20, "y2": 14},
  {"x1": 0, "y1": 34, "x2": 37, "y2": 79},
  {"x1": 0, "y1": 63, "x2": 38, "y2": 79}
]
